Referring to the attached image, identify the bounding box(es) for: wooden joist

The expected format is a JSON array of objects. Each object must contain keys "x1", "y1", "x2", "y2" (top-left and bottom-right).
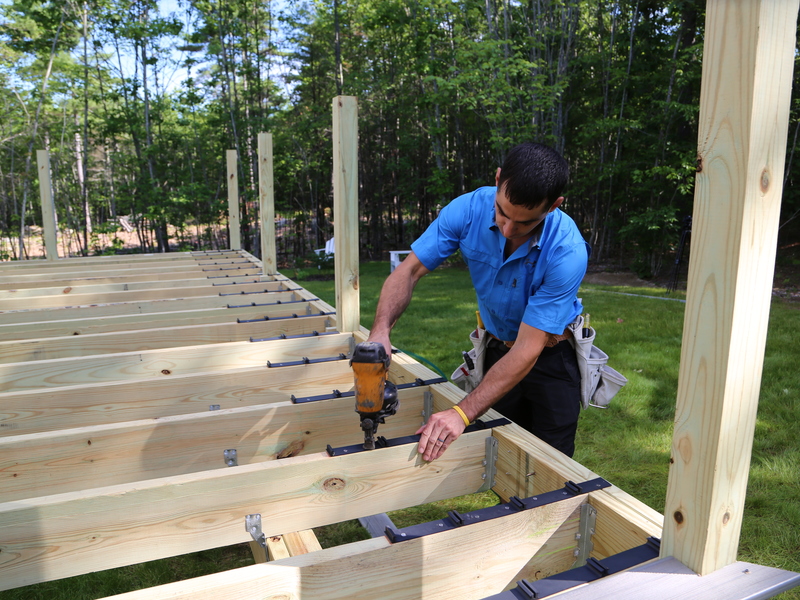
[
  {"x1": 0, "y1": 250, "x2": 242, "y2": 271},
  {"x1": 0, "y1": 386, "x2": 429, "y2": 502},
  {"x1": 0, "y1": 274, "x2": 271, "y2": 299},
  {"x1": 0, "y1": 332, "x2": 352, "y2": 392},
  {"x1": 0, "y1": 428, "x2": 491, "y2": 591},
  {"x1": 0, "y1": 300, "x2": 325, "y2": 341},
  {"x1": 0, "y1": 265, "x2": 262, "y2": 285},
  {"x1": 0, "y1": 289, "x2": 303, "y2": 324},
  {"x1": 97, "y1": 489, "x2": 589, "y2": 600},
  {"x1": 0, "y1": 279, "x2": 293, "y2": 311},
  {"x1": 0, "y1": 313, "x2": 333, "y2": 362},
  {"x1": 0, "y1": 359, "x2": 355, "y2": 435}
]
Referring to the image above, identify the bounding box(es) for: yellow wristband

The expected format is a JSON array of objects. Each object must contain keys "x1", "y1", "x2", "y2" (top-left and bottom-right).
[{"x1": 452, "y1": 405, "x2": 471, "y2": 427}]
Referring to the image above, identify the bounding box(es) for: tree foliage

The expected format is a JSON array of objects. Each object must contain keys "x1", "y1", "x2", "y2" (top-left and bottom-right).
[{"x1": 0, "y1": 0, "x2": 797, "y2": 275}]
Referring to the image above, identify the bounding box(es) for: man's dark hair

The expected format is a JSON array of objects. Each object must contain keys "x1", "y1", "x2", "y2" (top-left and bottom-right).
[{"x1": 497, "y1": 142, "x2": 569, "y2": 210}]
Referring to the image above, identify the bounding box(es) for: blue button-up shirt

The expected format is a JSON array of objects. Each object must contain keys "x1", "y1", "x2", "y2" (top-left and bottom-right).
[{"x1": 411, "y1": 186, "x2": 589, "y2": 338}]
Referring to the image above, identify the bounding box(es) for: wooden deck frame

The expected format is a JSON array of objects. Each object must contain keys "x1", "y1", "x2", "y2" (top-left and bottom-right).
[{"x1": 3, "y1": 5, "x2": 799, "y2": 593}]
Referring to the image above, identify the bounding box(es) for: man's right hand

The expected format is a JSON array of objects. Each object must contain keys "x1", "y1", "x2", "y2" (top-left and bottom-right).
[{"x1": 366, "y1": 332, "x2": 393, "y2": 363}]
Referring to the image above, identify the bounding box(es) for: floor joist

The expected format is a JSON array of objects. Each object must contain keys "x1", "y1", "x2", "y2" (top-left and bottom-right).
[
  {"x1": 95, "y1": 488, "x2": 589, "y2": 600},
  {"x1": 0, "y1": 385, "x2": 430, "y2": 501},
  {"x1": 0, "y1": 257, "x2": 256, "y2": 284},
  {"x1": 0, "y1": 289, "x2": 304, "y2": 324},
  {"x1": 0, "y1": 279, "x2": 295, "y2": 311},
  {"x1": 0, "y1": 331, "x2": 353, "y2": 392},
  {"x1": 0, "y1": 273, "x2": 274, "y2": 299},
  {"x1": 0, "y1": 359, "x2": 357, "y2": 435},
  {"x1": 0, "y1": 299, "x2": 325, "y2": 341},
  {"x1": 0, "y1": 427, "x2": 493, "y2": 591},
  {"x1": 0, "y1": 312, "x2": 333, "y2": 362}
]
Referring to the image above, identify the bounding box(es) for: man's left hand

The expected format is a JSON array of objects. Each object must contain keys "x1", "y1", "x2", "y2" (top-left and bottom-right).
[{"x1": 415, "y1": 408, "x2": 467, "y2": 461}]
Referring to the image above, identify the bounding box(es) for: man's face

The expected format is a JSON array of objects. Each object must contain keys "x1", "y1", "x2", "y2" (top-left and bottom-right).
[
  {"x1": 493, "y1": 167, "x2": 563, "y2": 240},
  {"x1": 494, "y1": 189, "x2": 552, "y2": 240}
]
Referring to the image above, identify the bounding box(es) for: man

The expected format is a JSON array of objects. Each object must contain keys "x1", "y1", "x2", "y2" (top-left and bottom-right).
[{"x1": 367, "y1": 142, "x2": 589, "y2": 461}]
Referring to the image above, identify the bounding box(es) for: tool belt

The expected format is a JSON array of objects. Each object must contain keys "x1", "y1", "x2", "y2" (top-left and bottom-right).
[{"x1": 487, "y1": 328, "x2": 572, "y2": 349}]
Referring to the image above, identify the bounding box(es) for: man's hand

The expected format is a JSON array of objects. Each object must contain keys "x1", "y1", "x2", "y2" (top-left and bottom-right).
[
  {"x1": 415, "y1": 408, "x2": 467, "y2": 461},
  {"x1": 367, "y1": 331, "x2": 392, "y2": 362},
  {"x1": 415, "y1": 323, "x2": 550, "y2": 461}
]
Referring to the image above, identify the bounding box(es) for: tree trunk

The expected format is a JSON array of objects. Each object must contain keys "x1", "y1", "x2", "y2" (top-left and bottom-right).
[{"x1": 18, "y1": 7, "x2": 66, "y2": 260}]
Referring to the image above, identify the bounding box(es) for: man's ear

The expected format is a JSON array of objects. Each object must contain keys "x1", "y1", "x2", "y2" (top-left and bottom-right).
[
  {"x1": 495, "y1": 167, "x2": 502, "y2": 187},
  {"x1": 548, "y1": 196, "x2": 565, "y2": 213}
]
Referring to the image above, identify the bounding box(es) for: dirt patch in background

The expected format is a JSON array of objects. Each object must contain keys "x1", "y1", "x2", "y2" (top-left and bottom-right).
[{"x1": 584, "y1": 243, "x2": 800, "y2": 303}]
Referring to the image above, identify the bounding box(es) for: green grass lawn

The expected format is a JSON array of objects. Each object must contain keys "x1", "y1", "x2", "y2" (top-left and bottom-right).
[{"x1": 2, "y1": 261, "x2": 798, "y2": 599}]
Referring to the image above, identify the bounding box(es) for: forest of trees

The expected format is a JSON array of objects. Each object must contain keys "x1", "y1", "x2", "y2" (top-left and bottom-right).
[{"x1": 1, "y1": 0, "x2": 799, "y2": 277}]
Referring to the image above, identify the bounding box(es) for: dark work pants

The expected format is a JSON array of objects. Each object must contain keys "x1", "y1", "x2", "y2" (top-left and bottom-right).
[{"x1": 484, "y1": 337, "x2": 581, "y2": 457}]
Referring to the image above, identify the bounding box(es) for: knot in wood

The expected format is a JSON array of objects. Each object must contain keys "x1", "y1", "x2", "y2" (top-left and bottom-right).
[
  {"x1": 760, "y1": 168, "x2": 771, "y2": 193},
  {"x1": 723, "y1": 511, "x2": 731, "y2": 525},
  {"x1": 674, "y1": 510, "x2": 684, "y2": 525},
  {"x1": 161, "y1": 369, "x2": 172, "y2": 375},
  {"x1": 323, "y1": 477, "x2": 346, "y2": 492}
]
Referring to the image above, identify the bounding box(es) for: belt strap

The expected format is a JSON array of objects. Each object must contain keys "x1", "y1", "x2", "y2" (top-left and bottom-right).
[{"x1": 488, "y1": 328, "x2": 572, "y2": 349}]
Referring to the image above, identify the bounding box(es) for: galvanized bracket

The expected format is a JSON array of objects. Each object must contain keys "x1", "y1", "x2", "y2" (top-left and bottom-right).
[
  {"x1": 477, "y1": 435, "x2": 499, "y2": 493},
  {"x1": 246, "y1": 513, "x2": 267, "y2": 554},
  {"x1": 224, "y1": 449, "x2": 238, "y2": 467},
  {"x1": 348, "y1": 336, "x2": 356, "y2": 358},
  {"x1": 571, "y1": 503, "x2": 598, "y2": 568},
  {"x1": 384, "y1": 476, "x2": 610, "y2": 543},
  {"x1": 421, "y1": 391, "x2": 434, "y2": 425}
]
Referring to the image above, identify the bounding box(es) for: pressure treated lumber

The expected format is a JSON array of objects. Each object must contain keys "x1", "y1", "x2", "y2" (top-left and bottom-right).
[
  {"x1": 0, "y1": 267, "x2": 256, "y2": 290},
  {"x1": 0, "y1": 332, "x2": 352, "y2": 392},
  {"x1": 227, "y1": 149, "x2": 241, "y2": 249},
  {"x1": 0, "y1": 289, "x2": 301, "y2": 324},
  {"x1": 487, "y1": 416, "x2": 662, "y2": 561},
  {"x1": 0, "y1": 260, "x2": 258, "y2": 287},
  {"x1": 0, "y1": 313, "x2": 332, "y2": 362},
  {"x1": 0, "y1": 279, "x2": 291, "y2": 311},
  {"x1": 0, "y1": 274, "x2": 273, "y2": 299},
  {"x1": 662, "y1": 0, "x2": 800, "y2": 575},
  {"x1": 332, "y1": 95, "x2": 360, "y2": 333},
  {"x1": 0, "y1": 251, "x2": 245, "y2": 274},
  {"x1": 0, "y1": 428, "x2": 491, "y2": 591},
  {"x1": 0, "y1": 299, "x2": 323, "y2": 341},
  {"x1": 258, "y1": 132, "x2": 277, "y2": 275},
  {"x1": 36, "y1": 150, "x2": 58, "y2": 260},
  {"x1": 0, "y1": 359, "x2": 356, "y2": 435},
  {"x1": 0, "y1": 265, "x2": 263, "y2": 288},
  {"x1": 0, "y1": 386, "x2": 428, "y2": 501},
  {"x1": 98, "y1": 488, "x2": 587, "y2": 600},
  {"x1": 267, "y1": 530, "x2": 323, "y2": 561}
]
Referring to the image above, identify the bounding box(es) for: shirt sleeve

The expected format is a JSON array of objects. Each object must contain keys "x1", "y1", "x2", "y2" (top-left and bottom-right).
[
  {"x1": 522, "y1": 242, "x2": 588, "y2": 334},
  {"x1": 410, "y1": 192, "x2": 474, "y2": 271}
]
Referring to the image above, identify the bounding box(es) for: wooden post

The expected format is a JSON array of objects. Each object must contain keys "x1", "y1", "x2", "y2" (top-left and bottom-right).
[
  {"x1": 332, "y1": 96, "x2": 359, "y2": 333},
  {"x1": 226, "y1": 150, "x2": 241, "y2": 250},
  {"x1": 36, "y1": 150, "x2": 58, "y2": 261},
  {"x1": 661, "y1": 0, "x2": 799, "y2": 575},
  {"x1": 258, "y1": 133, "x2": 277, "y2": 275}
]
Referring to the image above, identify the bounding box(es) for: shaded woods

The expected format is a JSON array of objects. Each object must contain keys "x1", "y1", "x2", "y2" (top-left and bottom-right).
[{"x1": 1, "y1": 1, "x2": 798, "y2": 275}]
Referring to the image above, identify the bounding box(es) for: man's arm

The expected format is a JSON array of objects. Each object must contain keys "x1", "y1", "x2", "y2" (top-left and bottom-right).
[
  {"x1": 416, "y1": 322, "x2": 549, "y2": 461},
  {"x1": 367, "y1": 252, "x2": 430, "y2": 355}
]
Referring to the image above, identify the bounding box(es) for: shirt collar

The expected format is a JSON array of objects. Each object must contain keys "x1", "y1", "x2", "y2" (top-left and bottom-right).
[{"x1": 489, "y1": 211, "x2": 545, "y2": 251}]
